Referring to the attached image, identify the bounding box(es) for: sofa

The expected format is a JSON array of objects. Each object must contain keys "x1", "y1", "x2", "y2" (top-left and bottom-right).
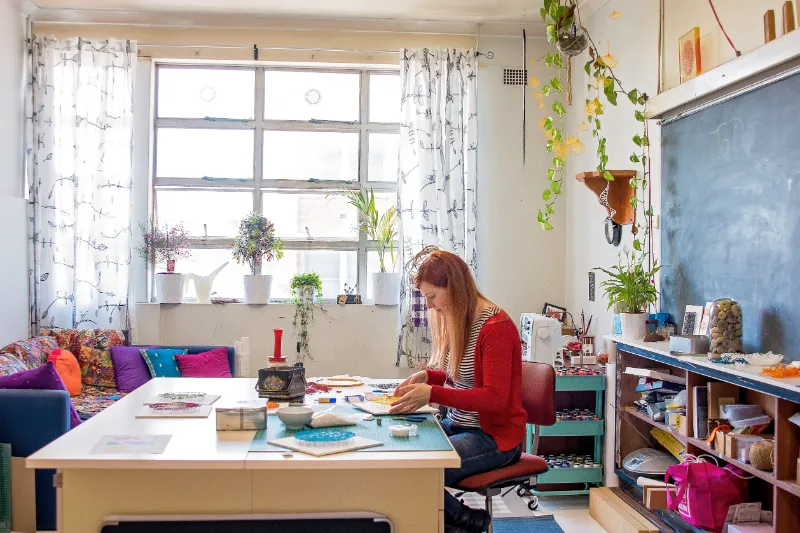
[{"x1": 0, "y1": 329, "x2": 235, "y2": 531}]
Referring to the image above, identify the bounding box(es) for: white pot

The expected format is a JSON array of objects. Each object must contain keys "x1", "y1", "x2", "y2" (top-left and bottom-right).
[
  {"x1": 620, "y1": 312, "x2": 648, "y2": 341},
  {"x1": 244, "y1": 274, "x2": 272, "y2": 304},
  {"x1": 372, "y1": 272, "x2": 400, "y2": 306},
  {"x1": 156, "y1": 273, "x2": 186, "y2": 304}
]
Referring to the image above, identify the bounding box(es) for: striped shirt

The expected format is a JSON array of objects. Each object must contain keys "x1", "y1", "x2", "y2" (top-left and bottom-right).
[{"x1": 444, "y1": 305, "x2": 501, "y2": 428}]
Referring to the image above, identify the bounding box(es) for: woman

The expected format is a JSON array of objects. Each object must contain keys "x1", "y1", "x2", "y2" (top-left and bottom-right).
[{"x1": 391, "y1": 251, "x2": 526, "y2": 533}]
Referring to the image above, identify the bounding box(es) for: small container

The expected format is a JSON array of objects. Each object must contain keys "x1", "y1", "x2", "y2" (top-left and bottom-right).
[
  {"x1": 707, "y1": 298, "x2": 743, "y2": 355},
  {"x1": 216, "y1": 400, "x2": 267, "y2": 431}
]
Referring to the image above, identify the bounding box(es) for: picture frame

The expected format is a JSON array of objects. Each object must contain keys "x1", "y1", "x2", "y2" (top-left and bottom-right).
[
  {"x1": 542, "y1": 303, "x2": 567, "y2": 322},
  {"x1": 678, "y1": 27, "x2": 701, "y2": 83},
  {"x1": 698, "y1": 301, "x2": 714, "y2": 336},
  {"x1": 682, "y1": 304, "x2": 705, "y2": 336}
]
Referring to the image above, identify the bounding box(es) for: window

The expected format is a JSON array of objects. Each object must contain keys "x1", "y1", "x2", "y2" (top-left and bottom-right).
[{"x1": 153, "y1": 65, "x2": 400, "y2": 301}]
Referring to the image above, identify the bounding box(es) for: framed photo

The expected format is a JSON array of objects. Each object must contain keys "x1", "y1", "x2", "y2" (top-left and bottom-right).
[
  {"x1": 678, "y1": 27, "x2": 701, "y2": 83},
  {"x1": 542, "y1": 303, "x2": 567, "y2": 323},
  {"x1": 698, "y1": 302, "x2": 714, "y2": 336},
  {"x1": 682, "y1": 304, "x2": 704, "y2": 336}
]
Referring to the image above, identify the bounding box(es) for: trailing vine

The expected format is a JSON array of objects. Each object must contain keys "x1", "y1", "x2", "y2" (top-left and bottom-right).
[
  {"x1": 290, "y1": 272, "x2": 327, "y2": 363},
  {"x1": 537, "y1": 0, "x2": 654, "y2": 257}
]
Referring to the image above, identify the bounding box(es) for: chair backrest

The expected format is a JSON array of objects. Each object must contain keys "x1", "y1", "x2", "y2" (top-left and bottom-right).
[{"x1": 521, "y1": 362, "x2": 556, "y2": 427}]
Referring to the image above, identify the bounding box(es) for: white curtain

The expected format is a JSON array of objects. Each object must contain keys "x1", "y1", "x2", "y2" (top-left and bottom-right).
[
  {"x1": 26, "y1": 37, "x2": 136, "y2": 331},
  {"x1": 395, "y1": 48, "x2": 478, "y2": 368}
]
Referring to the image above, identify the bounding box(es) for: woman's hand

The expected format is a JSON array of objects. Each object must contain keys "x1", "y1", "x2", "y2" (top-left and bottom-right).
[
  {"x1": 392, "y1": 370, "x2": 428, "y2": 397},
  {"x1": 389, "y1": 383, "x2": 432, "y2": 414}
]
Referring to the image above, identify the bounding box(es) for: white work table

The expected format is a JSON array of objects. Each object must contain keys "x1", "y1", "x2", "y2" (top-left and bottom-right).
[{"x1": 28, "y1": 377, "x2": 459, "y2": 532}]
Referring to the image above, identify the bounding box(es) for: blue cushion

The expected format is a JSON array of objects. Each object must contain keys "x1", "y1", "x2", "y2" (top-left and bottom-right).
[{"x1": 140, "y1": 348, "x2": 187, "y2": 378}]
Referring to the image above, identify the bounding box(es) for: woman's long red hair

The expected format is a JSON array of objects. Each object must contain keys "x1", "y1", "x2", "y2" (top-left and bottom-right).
[{"x1": 414, "y1": 250, "x2": 483, "y2": 381}]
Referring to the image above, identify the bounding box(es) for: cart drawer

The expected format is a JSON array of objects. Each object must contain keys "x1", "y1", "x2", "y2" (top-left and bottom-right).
[
  {"x1": 539, "y1": 419, "x2": 604, "y2": 437},
  {"x1": 536, "y1": 466, "x2": 603, "y2": 484}
]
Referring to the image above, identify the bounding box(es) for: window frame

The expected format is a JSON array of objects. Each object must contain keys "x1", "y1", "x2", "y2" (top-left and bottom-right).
[{"x1": 151, "y1": 63, "x2": 399, "y2": 302}]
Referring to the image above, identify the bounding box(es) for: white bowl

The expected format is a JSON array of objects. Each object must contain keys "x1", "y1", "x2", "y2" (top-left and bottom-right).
[
  {"x1": 276, "y1": 406, "x2": 314, "y2": 429},
  {"x1": 744, "y1": 352, "x2": 784, "y2": 366}
]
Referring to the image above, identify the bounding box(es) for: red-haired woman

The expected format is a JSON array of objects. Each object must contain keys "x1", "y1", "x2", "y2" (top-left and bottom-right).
[{"x1": 391, "y1": 250, "x2": 526, "y2": 533}]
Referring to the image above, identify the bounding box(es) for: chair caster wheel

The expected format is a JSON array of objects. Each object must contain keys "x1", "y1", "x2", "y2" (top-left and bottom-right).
[
  {"x1": 516, "y1": 486, "x2": 528, "y2": 497},
  {"x1": 528, "y1": 498, "x2": 539, "y2": 511}
]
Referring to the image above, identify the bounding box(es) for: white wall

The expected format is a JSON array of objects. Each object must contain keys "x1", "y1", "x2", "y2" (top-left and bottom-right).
[
  {"x1": 134, "y1": 303, "x2": 407, "y2": 378},
  {"x1": 564, "y1": 0, "x2": 785, "y2": 345},
  {"x1": 0, "y1": 0, "x2": 29, "y2": 347},
  {"x1": 477, "y1": 35, "x2": 567, "y2": 324}
]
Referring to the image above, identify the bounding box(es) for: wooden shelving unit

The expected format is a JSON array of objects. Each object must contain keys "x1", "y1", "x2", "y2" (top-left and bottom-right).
[{"x1": 610, "y1": 337, "x2": 800, "y2": 532}]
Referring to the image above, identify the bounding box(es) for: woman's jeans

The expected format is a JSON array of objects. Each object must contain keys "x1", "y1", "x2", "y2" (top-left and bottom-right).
[{"x1": 440, "y1": 418, "x2": 522, "y2": 523}]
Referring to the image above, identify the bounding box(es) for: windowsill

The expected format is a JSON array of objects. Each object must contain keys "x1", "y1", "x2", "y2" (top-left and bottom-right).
[{"x1": 134, "y1": 301, "x2": 397, "y2": 308}]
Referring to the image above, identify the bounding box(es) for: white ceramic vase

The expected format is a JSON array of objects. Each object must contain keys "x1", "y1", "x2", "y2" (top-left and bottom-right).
[
  {"x1": 620, "y1": 312, "x2": 648, "y2": 341},
  {"x1": 156, "y1": 273, "x2": 186, "y2": 304},
  {"x1": 243, "y1": 274, "x2": 272, "y2": 304},
  {"x1": 372, "y1": 272, "x2": 400, "y2": 305}
]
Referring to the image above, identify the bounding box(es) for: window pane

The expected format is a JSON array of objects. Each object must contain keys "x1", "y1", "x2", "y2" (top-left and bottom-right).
[
  {"x1": 368, "y1": 133, "x2": 399, "y2": 182},
  {"x1": 157, "y1": 67, "x2": 255, "y2": 119},
  {"x1": 156, "y1": 128, "x2": 254, "y2": 179},
  {"x1": 179, "y1": 249, "x2": 250, "y2": 300},
  {"x1": 263, "y1": 131, "x2": 358, "y2": 181},
  {"x1": 373, "y1": 192, "x2": 396, "y2": 218},
  {"x1": 369, "y1": 74, "x2": 401, "y2": 123},
  {"x1": 269, "y1": 250, "x2": 356, "y2": 299},
  {"x1": 264, "y1": 70, "x2": 359, "y2": 121},
  {"x1": 367, "y1": 250, "x2": 398, "y2": 300},
  {"x1": 263, "y1": 192, "x2": 356, "y2": 239},
  {"x1": 157, "y1": 190, "x2": 252, "y2": 237}
]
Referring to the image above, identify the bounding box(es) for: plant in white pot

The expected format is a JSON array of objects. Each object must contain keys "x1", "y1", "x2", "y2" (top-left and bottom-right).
[
  {"x1": 138, "y1": 223, "x2": 191, "y2": 304},
  {"x1": 232, "y1": 213, "x2": 283, "y2": 304},
  {"x1": 342, "y1": 188, "x2": 399, "y2": 305},
  {"x1": 290, "y1": 272, "x2": 324, "y2": 363},
  {"x1": 595, "y1": 249, "x2": 660, "y2": 341}
]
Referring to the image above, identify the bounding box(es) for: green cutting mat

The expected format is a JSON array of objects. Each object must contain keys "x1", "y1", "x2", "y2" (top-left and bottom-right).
[{"x1": 250, "y1": 404, "x2": 453, "y2": 453}]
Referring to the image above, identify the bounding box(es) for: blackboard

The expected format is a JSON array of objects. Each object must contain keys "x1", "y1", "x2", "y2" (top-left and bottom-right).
[{"x1": 661, "y1": 70, "x2": 800, "y2": 362}]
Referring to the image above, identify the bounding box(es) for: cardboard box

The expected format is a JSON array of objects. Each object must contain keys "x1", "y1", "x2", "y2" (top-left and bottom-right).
[
  {"x1": 590, "y1": 488, "x2": 659, "y2": 533},
  {"x1": 715, "y1": 428, "x2": 731, "y2": 452},
  {"x1": 726, "y1": 524, "x2": 774, "y2": 533},
  {"x1": 642, "y1": 486, "x2": 677, "y2": 510},
  {"x1": 707, "y1": 382, "x2": 739, "y2": 419},
  {"x1": 724, "y1": 434, "x2": 773, "y2": 460}
]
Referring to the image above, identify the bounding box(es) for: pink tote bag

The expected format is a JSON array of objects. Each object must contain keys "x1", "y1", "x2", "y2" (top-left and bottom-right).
[{"x1": 665, "y1": 455, "x2": 749, "y2": 532}]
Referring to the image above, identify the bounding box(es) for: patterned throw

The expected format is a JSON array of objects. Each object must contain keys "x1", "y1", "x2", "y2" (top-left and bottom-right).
[{"x1": 41, "y1": 328, "x2": 125, "y2": 389}]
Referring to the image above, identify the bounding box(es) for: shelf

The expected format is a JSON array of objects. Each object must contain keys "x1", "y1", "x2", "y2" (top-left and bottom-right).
[
  {"x1": 555, "y1": 374, "x2": 606, "y2": 392},
  {"x1": 540, "y1": 419, "x2": 604, "y2": 437},
  {"x1": 775, "y1": 479, "x2": 800, "y2": 499},
  {"x1": 622, "y1": 406, "x2": 688, "y2": 445},
  {"x1": 575, "y1": 170, "x2": 636, "y2": 225},
  {"x1": 686, "y1": 437, "x2": 779, "y2": 488},
  {"x1": 537, "y1": 466, "x2": 603, "y2": 484}
]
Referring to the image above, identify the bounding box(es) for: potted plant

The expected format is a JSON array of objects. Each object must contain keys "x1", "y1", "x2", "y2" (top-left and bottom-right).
[
  {"x1": 595, "y1": 250, "x2": 660, "y2": 341},
  {"x1": 290, "y1": 272, "x2": 324, "y2": 362},
  {"x1": 138, "y1": 223, "x2": 191, "y2": 303},
  {"x1": 342, "y1": 188, "x2": 399, "y2": 305},
  {"x1": 232, "y1": 213, "x2": 284, "y2": 304}
]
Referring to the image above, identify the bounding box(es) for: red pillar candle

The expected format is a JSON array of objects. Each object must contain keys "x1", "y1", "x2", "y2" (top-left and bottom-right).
[{"x1": 270, "y1": 329, "x2": 285, "y2": 363}]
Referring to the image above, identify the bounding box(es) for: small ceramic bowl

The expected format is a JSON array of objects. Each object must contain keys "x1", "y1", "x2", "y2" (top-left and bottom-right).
[
  {"x1": 276, "y1": 406, "x2": 314, "y2": 429},
  {"x1": 744, "y1": 352, "x2": 784, "y2": 366}
]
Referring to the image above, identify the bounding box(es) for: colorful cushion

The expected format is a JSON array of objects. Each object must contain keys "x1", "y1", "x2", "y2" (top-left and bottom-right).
[
  {"x1": 0, "y1": 353, "x2": 30, "y2": 377},
  {"x1": 141, "y1": 348, "x2": 187, "y2": 378},
  {"x1": 40, "y1": 328, "x2": 79, "y2": 352},
  {"x1": 0, "y1": 362, "x2": 81, "y2": 428},
  {"x1": 47, "y1": 348, "x2": 81, "y2": 396},
  {"x1": 72, "y1": 385, "x2": 126, "y2": 420},
  {"x1": 111, "y1": 345, "x2": 156, "y2": 393},
  {"x1": 0, "y1": 336, "x2": 60, "y2": 368},
  {"x1": 175, "y1": 348, "x2": 233, "y2": 378},
  {"x1": 75, "y1": 329, "x2": 125, "y2": 388}
]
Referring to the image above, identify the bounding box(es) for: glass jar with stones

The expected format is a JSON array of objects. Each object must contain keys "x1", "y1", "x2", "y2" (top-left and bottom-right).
[{"x1": 707, "y1": 299, "x2": 743, "y2": 355}]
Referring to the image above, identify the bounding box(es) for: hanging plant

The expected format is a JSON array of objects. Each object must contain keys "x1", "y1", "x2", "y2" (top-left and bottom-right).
[
  {"x1": 537, "y1": 0, "x2": 654, "y2": 257},
  {"x1": 290, "y1": 272, "x2": 326, "y2": 363}
]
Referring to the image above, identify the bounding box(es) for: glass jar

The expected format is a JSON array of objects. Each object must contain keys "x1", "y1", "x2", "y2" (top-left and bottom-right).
[{"x1": 707, "y1": 298, "x2": 743, "y2": 355}]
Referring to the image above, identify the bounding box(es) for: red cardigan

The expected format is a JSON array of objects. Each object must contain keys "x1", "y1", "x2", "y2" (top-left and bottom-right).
[{"x1": 427, "y1": 311, "x2": 527, "y2": 452}]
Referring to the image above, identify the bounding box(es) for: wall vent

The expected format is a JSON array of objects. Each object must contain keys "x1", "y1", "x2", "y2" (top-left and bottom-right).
[{"x1": 503, "y1": 68, "x2": 528, "y2": 85}]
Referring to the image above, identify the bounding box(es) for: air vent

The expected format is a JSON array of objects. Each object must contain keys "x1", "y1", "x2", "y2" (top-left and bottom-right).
[{"x1": 503, "y1": 68, "x2": 528, "y2": 85}]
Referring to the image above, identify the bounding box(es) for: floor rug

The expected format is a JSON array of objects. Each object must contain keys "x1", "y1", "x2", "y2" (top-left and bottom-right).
[{"x1": 492, "y1": 516, "x2": 565, "y2": 533}]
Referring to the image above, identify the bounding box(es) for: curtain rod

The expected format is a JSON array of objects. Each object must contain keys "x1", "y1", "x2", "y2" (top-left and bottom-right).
[{"x1": 136, "y1": 43, "x2": 494, "y2": 58}]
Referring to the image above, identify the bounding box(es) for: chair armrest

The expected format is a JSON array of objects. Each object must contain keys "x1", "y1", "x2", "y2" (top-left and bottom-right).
[{"x1": 0, "y1": 389, "x2": 71, "y2": 456}]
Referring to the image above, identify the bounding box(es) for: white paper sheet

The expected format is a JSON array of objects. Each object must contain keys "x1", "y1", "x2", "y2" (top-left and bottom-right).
[{"x1": 90, "y1": 435, "x2": 171, "y2": 455}]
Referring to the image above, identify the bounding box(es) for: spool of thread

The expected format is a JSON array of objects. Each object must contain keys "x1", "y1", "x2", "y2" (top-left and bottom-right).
[{"x1": 749, "y1": 440, "x2": 774, "y2": 471}]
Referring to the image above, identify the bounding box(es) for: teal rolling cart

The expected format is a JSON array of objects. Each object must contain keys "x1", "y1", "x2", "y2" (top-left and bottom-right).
[{"x1": 520, "y1": 373, "x2": 606, "y2": 510}]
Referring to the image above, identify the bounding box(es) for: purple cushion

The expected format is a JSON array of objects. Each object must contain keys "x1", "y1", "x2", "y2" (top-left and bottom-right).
[
  {"x1": 110, "y1": 345, "x2": 156, "y2": 393},
  {"x1": 0, "y1": 362, "x2": 81, "y2": 428},
  {"x1": 175, "y1": 348, "x2": 232, "y2": 378}
]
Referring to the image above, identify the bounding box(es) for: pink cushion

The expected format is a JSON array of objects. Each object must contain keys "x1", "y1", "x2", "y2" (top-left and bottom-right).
[{"x1": 174, "y1": 348, "x2": 232, "y2": 378}]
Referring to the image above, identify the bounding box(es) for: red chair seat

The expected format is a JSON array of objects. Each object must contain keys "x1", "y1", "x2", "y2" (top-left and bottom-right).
[{"x1": 453, "y1": 453, "x2": 549, "y2": 492}]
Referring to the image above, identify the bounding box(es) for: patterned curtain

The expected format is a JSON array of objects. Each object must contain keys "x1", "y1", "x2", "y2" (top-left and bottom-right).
[
  {"x1": 395, "y1": 48, "x2": 478, "y2": 368},
  {"x1": 26, "y1": 37, "x2": 136, "y2": 331}
]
